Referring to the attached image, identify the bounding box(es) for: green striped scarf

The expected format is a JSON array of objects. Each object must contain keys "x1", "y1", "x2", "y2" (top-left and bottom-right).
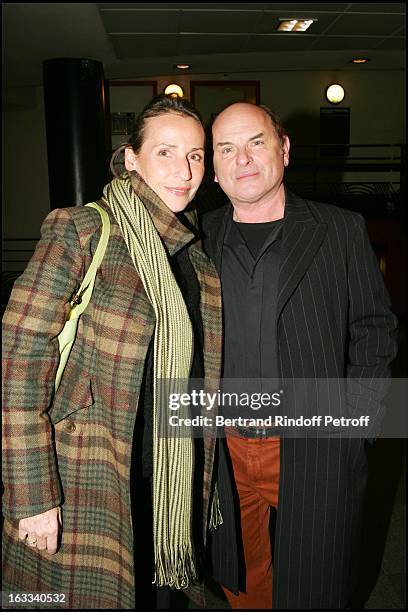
[{"x1": 103, "y1": 175, "x2": 197, "y2": 588}]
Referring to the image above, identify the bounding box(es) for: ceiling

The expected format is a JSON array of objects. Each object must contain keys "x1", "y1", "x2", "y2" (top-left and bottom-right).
[{"x1": 3, "y1": 2, "x2": 406, "y2": 89}]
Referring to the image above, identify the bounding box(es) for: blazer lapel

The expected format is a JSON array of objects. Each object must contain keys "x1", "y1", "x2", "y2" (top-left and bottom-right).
[
  {"x1": 277, "y1": 190, "x2": 327, "y2": 319},
  {"x1": 203, "y1": 205, "x2": 230, "y2": 275}
]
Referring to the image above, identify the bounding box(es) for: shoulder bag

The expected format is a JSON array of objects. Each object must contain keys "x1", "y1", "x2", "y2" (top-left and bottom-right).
[{"x1": 54, "y1": 202, "x2": 110, "y2": 392}]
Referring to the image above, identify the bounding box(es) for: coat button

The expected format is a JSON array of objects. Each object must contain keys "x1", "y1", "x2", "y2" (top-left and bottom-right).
[{"x1": 64, "y1": 421, "x2": 76, "y2": 433}]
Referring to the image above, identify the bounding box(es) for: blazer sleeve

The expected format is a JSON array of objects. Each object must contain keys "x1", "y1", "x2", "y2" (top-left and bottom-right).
[
  {"x1": 2, "y1": 208, "x2": 85, "y2": 521},
  {"x1": 345, "y1": 213, "x2": 398, "y2": 435}
]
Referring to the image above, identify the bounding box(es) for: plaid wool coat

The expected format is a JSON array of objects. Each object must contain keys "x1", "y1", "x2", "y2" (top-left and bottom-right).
[{"x1": 2, "y1": 175, "x2": 222, "y2": 609}]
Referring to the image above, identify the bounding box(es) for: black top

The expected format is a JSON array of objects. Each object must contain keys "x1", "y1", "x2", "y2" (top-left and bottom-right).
[
  {"x1": 221, "y1": 216, "x2": 283, "y2": 383},
  {"x1": 234, "y1": 219, "x2": 281, "y2": 260}
]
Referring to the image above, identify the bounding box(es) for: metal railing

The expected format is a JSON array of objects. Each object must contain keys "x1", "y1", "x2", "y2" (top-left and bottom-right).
[{"x1": 285, "y1": 143, "x2": 404, "y2": 218}]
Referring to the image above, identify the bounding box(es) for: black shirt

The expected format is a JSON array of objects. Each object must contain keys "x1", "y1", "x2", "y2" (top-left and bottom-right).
[{"x1": 221, "y1": 216, "x2": 283, "y2": 381}]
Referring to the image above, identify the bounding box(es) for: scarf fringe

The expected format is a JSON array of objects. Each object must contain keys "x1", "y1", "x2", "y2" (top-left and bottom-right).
[
  {"x1": 209, "y1": 484, "x2": 223, "y2": 531},
  {"x1": 154, "y1": 544, "x2": 198, "y2": 589}
]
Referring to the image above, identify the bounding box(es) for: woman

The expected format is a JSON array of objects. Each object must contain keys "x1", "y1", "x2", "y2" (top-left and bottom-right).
[{"x1": 2, "y1": 95, "x2": 222, "y2": 609}]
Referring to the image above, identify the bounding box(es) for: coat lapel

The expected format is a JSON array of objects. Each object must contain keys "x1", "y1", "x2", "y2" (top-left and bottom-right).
[
  {"x1": 204, "y1": 205, "x2": 230, "y2": 274},
  {"x1": 277, "y1": 190, "x2": 327, "y2": 319},
  {"x1": 204, "y1": 193, "x2": 327, "y2": 320}
]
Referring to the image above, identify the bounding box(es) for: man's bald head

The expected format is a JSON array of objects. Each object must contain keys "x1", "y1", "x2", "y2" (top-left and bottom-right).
[{"x1": 212, "y1": 102, "x2": 287, "y2": 150}]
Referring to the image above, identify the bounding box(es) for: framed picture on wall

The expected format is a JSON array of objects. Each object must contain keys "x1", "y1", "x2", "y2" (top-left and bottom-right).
[
  {"x1": 109, "y1": 80, "x2": 158, "y2": 147},
  {"x1": 190, "y1": 81, "x2": 260, "y2": 125},
  {"x1": 111, "y1": 112, "x2": 135, "y2": 135}
]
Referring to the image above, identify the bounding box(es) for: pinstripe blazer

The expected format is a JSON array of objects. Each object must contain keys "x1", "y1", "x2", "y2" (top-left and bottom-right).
[
  {"x1": 203, "y1": 189, "x2": 398, "y2": 609},
  {"x1": 2, "y1": 176, "x2": 222, "y2": 609}
]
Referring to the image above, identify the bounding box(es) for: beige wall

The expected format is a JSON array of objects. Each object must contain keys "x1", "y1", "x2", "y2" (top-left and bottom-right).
[
  {"x1": 129, "y1": 69, "x2": 405, "y2": 144},
  {"x1": 3, "y1": 69, "x2": 405, "y2": 241}
]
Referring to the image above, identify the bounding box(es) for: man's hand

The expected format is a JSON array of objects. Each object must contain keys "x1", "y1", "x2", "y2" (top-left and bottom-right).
[{"x1": 18, "y1": 506, "x2": 61, "y2": 554}]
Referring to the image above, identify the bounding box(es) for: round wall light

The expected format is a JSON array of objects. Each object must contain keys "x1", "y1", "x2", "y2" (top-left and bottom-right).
[
  {"x1": 325, "y1": 83, "x2": 345, "y2": 104},
  {"x1": 164, "y1": 83, "x2": 184, "y2": 98}
]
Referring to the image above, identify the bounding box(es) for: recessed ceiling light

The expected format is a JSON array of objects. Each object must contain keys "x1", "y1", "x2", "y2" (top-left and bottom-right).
[
  {"x1": 277, "y1": 19, "x2": 317, "y2": 32},
  {"x1": 350, "y1": 58, "x2": 370, "y2": 64},
  {"x1": 174, "y1": 64, "x2": 191, "y2": 70}
]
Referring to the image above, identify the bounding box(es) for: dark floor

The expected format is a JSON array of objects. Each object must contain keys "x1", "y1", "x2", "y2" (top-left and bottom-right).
[{"x1": 362, "y1": 452, "x2": 406, "y2": 610}]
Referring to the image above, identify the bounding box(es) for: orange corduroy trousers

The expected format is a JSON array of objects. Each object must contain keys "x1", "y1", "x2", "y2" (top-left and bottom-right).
[{"x1": 222, "y1": 433, "x2": 281, "y2": 609}]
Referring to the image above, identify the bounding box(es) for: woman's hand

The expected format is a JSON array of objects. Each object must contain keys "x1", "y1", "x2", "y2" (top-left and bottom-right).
[{"x1": 18, "y1": 506, "x2": 61, "y2": 554}]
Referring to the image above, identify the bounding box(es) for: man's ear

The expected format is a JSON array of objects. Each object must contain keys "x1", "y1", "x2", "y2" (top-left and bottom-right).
[
  {"x1": 124, "y1": 147, "x2": 139, "y2": 172},
  {"x1": 214, "y1": 173, "x2": 219, "y2": 183},
  {"x1": 282, "y1": 136, "x2": 290, "y2": 167}
]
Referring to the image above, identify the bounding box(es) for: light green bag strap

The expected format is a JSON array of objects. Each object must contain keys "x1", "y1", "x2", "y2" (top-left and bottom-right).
[
  {"x1": 67, "y1": 202, "x2": 111, "y2": 320},
  {"x1": 54, "y1": 202, "x2": 110, "y2": 392}
]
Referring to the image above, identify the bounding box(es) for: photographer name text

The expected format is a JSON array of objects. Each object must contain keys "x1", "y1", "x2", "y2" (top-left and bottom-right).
[{"x1": 168, "y1": 415, "x2": 371, "y2": 428}]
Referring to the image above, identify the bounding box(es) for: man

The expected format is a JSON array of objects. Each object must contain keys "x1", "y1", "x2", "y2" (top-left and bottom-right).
[{"x1": 203, "y1": 102, "x2": 398, "y2": 609}]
